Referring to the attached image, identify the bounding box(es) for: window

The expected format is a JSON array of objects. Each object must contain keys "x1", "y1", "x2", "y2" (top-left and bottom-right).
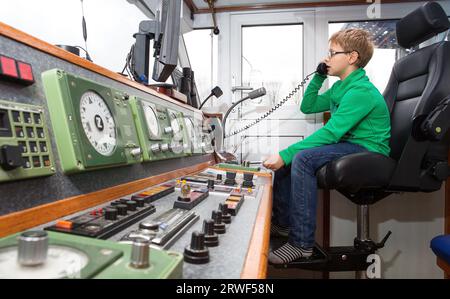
[
  {"x1": 241, "y1": 24, "x2": 303, "y2": 108},
  {"x1": 328, "y1": 20, "x2": 403, "y2": 93},
  {"x1": 183, "y1": 29, "x2": 218, "y2": 105}
]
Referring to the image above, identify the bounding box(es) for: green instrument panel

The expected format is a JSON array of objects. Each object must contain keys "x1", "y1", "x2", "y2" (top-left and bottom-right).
[
  {"x1": 0, "y1": 231, "x2": 183, "y2": 279},
  {"x1": 42, "y1": 69, "x2": 142, "y2": 174},
  {"x1": 0, "y1": 100, "x2": 55, "y2": 182},
  {"x1": 130, "y1": 97, "x2": 189, "y2": 162}
]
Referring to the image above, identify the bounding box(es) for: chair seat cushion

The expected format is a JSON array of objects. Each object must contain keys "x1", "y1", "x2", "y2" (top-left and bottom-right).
[
  {"x1": 430, "y1": 235, "x2": 450, "y2": 265},
  {"x1": 317, "y1": 151, "x2": 396, "y2": 193}
]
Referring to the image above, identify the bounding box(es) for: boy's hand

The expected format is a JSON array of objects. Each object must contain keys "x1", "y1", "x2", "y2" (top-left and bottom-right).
[{"x1": 263, "y1": 154, "x2": 285, "y2": 171}]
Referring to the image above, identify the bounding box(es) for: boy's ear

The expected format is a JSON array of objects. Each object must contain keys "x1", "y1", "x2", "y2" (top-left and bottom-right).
[{"x1": 349, "y1": 51, "x2": 359, "y2": 65}]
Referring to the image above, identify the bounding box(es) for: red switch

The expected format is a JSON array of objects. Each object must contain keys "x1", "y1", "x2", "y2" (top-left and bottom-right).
[
  {"x1": 0, "y1": 55, "x2": 18, "y2": 78},
  {"x1": 0, "y1": 55, "x2": 34, "y2": 85},
  {"x1": 17, "y1": 61, "x2": 34, "y2": 83}
]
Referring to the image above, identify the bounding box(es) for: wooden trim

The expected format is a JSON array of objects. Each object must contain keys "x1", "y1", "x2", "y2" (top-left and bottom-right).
[
  {"x1": 195, "y1": 0, "x2": 418, "y2": 14},
  {"x1": 0, "y1": 22, "x2": 198, "y2": 113},
  {"x1": 437, "y1": 258, "x2": 450, "y2": 279},
  {"x1": 209, "y1": 165, "x2": 272, "y2": 178},
  {"x1": 184, "y1": 0, "x2": 198, "y2": 14},
  {"x1": 0, "y1": 159, "x2": 215, "y2": 238},
  {"x1": 203, "y1": 112, "x2": 223, "y2": 120},
  {"x1": 241, "y1": 178, "x2": 273, "y2": 278}
]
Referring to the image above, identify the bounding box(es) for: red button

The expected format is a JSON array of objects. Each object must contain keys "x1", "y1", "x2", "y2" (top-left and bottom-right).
[
  {"x1": 0, "y1": 56, "x2": 18, "y2": 78},
  {"x1": 17, "y1": 61, "x2": 34, "y2": 82}
]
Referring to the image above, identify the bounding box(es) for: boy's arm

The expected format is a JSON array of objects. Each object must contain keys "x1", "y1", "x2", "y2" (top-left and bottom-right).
[
  {"x1": 300, "y1": 74, "x2": 332, "y2": 114},
  {"x1": 279, "y1": 88, "x2": 375, "y2": 165}
]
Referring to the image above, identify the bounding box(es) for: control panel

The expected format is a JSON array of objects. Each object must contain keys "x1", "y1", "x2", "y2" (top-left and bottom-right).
[
  {"x1": 0, "y1": 100, "x2": 55, "y2": 182},
  {"x1": 45, "y1": 183, "x2": 175, "y2": 239},
  {"x1": 129, "y1": 96, "x2": 188, "y2": 161},
  {"x1": 41, "y1": 69, "x2": 142, "y2": 174}
]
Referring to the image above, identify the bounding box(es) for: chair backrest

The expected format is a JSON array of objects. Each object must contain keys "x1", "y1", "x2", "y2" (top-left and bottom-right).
[{"x1": 384, "y1": 2, "x2": 450, "y2": 162}]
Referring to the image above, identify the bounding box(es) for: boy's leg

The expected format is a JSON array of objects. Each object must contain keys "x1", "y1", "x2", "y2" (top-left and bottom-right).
[
  {"x1": 271, "y1": 166, "x2": 291, "y2": 236},
  {"x1": 269, "y1": 142, "x2": 367, "y2": 264}
]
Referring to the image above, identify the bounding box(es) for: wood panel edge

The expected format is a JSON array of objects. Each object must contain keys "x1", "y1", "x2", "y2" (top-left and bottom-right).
[
  {"x1": 241, "y1": 179, "x2": 272, "y2": 279},
  {"x1": 195, "y1": 0, "x2": 416, "y2": 14},
  {"x1": 0, "y1": 160, "x2": 214, "y2": 238}
]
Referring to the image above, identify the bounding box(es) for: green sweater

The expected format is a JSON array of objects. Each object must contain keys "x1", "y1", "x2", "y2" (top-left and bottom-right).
[{"x1": 279, "y1": 68, "x2": 391, "y2": 165}]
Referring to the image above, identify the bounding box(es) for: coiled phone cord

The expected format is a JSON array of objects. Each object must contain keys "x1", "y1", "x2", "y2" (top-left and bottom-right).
[{"x1": 224, "y1": 70, "x2": 318, "y2": 139}]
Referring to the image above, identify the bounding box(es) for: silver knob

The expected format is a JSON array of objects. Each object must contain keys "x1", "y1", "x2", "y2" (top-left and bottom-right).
[
  {"x1": 164, "y1": 127, "x2": 173, "y2": 134},
  {"x1": 170, "y1": 142, "x2": 183, "y2": 154},
  {"x1": 17, "y1": 231, "x2": 49, "y2": 266},
  {"x1": 150, "y1": 144, "x2": 161, "y2": 153},
  {"x1": 160, "y1": 143, "x2": 169, "y2": 152},
  {"x1": 129, "y1": 238, "x2": 150, "y2": 269},
  {"x1": 130, "y1": 148, "x2": 141, "y2": 157}
]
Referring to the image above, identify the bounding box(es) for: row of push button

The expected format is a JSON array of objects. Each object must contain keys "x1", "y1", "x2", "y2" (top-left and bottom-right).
[
  {"x1": 18, "y1": 141, "x2": 48, "y2": 153},
  {"x1": 22, "y1": 155, "x2": 51, "y2": 168},
  {"x1": 11, "y1": 110, "x2": 42, "y2": 125},
  {"x1": 15, "y1": 126, "x2": 45, "y2": 139}
]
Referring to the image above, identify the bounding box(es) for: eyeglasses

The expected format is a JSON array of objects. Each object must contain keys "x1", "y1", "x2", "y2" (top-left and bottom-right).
[{"x1": 327, "y1": 50, "x2": 353, "y2": 58}]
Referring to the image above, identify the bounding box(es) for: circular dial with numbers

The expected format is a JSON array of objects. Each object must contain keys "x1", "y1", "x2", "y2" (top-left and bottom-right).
[
  {"x1": 80, "y1": 91, "x2": 117, "y2": 156},
  {"x1": 143, "y1": 104, "x2": 160, "y2": 138},
  {"x1": 0, "y1": 245, "x2": 89, "y2": 279},
  {"x1": 184, "y1": 117, "x2": 195, "y2": 140},
  {"x1": 169, "y1": 112, "x2": 182, "y2": 134}
]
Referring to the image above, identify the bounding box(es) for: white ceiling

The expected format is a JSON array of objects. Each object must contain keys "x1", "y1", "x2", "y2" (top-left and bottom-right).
[{"x1": 192, "y1": 0, "x2": 350, "y2": 10}]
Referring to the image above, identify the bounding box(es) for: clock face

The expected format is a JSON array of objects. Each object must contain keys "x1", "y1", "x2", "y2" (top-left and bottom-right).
[
  {"x1": 79, "y1": 91, "x2": 117, "y2": 156},
  {"x1": 143, "y1": 104, "x2": 160, "y2": 138}
]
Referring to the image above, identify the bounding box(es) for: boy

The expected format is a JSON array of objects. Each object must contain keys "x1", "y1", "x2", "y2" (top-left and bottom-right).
[{"x1": 263, "y1": 29, "x2": 391, "y2": 265}]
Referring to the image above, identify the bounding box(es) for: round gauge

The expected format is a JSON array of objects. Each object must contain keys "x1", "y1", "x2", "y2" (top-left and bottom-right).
[
  {"x1": 80, "y1": 91, "x2": 117, "y2": 156},
  {"x1": 170, "y1": 112, "x2": 181, "y2": 134},
  {"x1": 0, "y1": 245, "x2": 89, "y2": 279},
  {"x1": 184, "y1": 117, "x2": 195, "y2": 140},
  {"x1": 143, "y1": 104, "x2": 160, "y2": 138}
]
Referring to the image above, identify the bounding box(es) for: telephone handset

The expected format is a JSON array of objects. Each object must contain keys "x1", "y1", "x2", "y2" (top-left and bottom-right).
[{"x1": 224, "y1": 63, "x2": 329, "y2": 138}]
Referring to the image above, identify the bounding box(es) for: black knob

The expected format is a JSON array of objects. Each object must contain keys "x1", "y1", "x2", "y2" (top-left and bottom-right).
[
  {"x1": 139, "y1": 221, "x2": 159, "y2": 231},
  {"x1": 202, "y1": 219, "x2": 219, "y2": 247},
  {"x1": 219, "y1": 203, "x2": 232, "y2": 224},
  {"x1": 119, "y1": 198, "x2": 129, "y2": 204},
  {"x1": 104, "y1": 207, "x2": 118, "y2": 221},
  {"x1": 212, "y1": 210, "x2": 226, "y2": 234},
  {"x1": 110, "y1": 201, "x2": 121, "y2": 206},
  {"x1": 226, "y1": 172, "x2": 236, "y2": 179},
  {"x1": 216, "y1": 174, "x2": 222, "y2": 181},
  {"x1": 126, "y1": 200, "x2": 137, "y2": 211},
  {"x1": 116, "y1": 204, "x2": 128, "y2": 216},
  {"x1": 207, "y1": 179, "x2": 215, "y2": 189},
  {"x1": 184, "y1": 231, "x2": 209, "y2": 264},
  {"x1": 134, "y1": 198, "x2": 146, "y2": 207},
  {"x1": 0, "y1": 145, "x2": 23, "y2": 170}
]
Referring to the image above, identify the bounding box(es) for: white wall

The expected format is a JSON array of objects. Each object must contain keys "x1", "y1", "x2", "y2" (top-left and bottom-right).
[
  {"x1": 191, "y1": 1, "x2": 450, "y2": 278},
  {"x1": 0, "y1": 0, "x2": 148, "y2": 73}
]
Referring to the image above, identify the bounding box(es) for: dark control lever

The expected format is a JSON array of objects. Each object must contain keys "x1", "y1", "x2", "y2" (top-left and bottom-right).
[{"x1": 375, "y1": 231, "x2": 392, "y2": 250}]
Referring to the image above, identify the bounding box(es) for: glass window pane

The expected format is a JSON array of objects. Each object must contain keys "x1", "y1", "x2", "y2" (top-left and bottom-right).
[
  {"x1": 183, "y1": 29, "x2": 218, "y2": 104},
  {"x1": 242, "y1": 24, "x2": 303, "y2": 109}
]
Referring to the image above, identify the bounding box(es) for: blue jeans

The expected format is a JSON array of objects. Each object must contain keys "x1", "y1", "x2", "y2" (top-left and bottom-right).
[{"x1": 272, "y1": 142, "x2": 368, "y2": 248}]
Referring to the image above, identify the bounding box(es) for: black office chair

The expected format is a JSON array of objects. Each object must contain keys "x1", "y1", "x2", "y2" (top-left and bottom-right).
[{"x1": 281, "y1": 2, "x2": 450, "y2": 276}]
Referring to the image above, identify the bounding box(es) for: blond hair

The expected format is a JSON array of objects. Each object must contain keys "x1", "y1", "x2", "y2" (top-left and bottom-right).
[{"x1": 329, "y1": 29, "x2": 374, "y2": 68}]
